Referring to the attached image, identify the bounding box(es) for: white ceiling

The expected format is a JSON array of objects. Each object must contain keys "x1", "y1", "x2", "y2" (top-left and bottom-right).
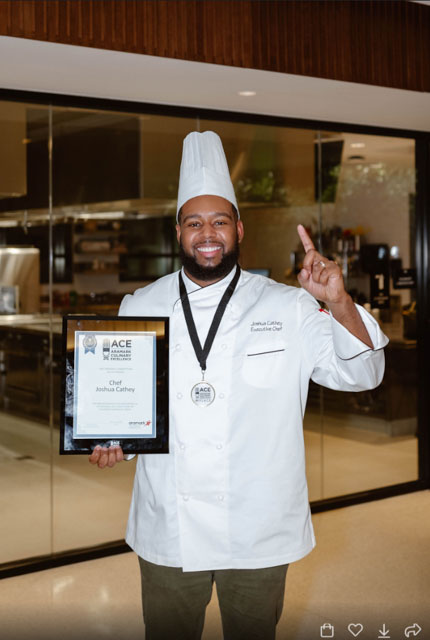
[{"x1": 0, "y1": 36, "x2": 429, "y2": 133}]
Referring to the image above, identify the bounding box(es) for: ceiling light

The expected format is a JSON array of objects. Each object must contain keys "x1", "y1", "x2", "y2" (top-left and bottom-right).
[
  {"x1": 0, "y1": 220, "x2": 18, "y2": 227},
  {"x1": 238, "y1": 91, "x2": 256, "y2": 97},
  {"x1": 350, "y1": 142, "x2": 365, "y2": 148},
  {"x1": 76, "y1": 211, "x2": 125, "y2": 220}
]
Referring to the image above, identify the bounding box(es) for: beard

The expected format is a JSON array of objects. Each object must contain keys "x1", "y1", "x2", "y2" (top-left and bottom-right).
[{"x1": 179, "y1": 239, "x2": 240, "y2": 282}]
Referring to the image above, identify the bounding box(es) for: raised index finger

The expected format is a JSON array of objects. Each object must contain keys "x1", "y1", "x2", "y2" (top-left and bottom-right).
[{"x1": 297, "y1": 224, "x2": 315, "y2": 253}]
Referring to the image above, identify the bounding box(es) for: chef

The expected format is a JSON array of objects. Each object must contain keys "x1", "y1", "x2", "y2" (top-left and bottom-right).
[{"x1": 90, "y1": 131, "x2": 388, "y2": 640}]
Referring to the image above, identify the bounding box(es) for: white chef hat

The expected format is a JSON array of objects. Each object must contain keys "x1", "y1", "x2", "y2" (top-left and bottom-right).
[{"x1": 176, "y1": 131, "x2": 239, "y2": 221}]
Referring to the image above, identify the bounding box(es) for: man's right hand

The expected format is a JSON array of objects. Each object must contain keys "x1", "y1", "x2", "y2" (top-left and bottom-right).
[{"x1": 89, "y1": 445, "x2": 124, "y2": 469}]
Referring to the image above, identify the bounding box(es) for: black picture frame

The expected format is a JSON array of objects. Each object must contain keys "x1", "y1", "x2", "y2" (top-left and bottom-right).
[{"x1": 60, "y1": 315, "x2": 169, "y2": 455}]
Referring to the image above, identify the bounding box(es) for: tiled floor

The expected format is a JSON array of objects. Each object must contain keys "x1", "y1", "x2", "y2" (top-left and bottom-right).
[{"x1": 0, "y1": 490, "x2": 429, "y2": 640}]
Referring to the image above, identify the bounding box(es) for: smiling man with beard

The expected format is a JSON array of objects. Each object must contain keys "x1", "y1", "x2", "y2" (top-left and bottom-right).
[{"x1": 90, "y1": 131, "x2": 388, "y2": 640}]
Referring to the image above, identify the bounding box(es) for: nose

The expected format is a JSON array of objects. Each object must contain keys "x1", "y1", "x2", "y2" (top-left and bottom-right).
[{"x1": 199, "y1": 222, "x2": 217, "y2": 240}]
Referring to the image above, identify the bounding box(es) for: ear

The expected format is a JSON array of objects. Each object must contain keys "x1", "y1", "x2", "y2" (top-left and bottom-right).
[
  {"x1": 176, "y1": 224, "x2": 181, "y2": 244},
  {"x1": 237, "y1": 220, "x2": 244, "y2": 244}
]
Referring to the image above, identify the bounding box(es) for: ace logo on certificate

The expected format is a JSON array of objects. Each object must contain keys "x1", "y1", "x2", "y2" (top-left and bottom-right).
[{"x1": 74, "y1": 331, "x2": 156, "y2": 439}]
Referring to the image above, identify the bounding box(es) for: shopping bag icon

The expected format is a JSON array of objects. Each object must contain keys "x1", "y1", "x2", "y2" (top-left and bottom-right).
[{"x1": 320, "y1": 623, "x2": 334, "y2": 638}]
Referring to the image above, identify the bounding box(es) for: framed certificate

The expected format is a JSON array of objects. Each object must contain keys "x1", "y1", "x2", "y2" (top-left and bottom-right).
[{"x1": 60, "y1": 315, "x2": 169, "y2": 455}]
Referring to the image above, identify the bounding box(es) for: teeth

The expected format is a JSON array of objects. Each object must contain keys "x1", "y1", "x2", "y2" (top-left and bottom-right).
[{"x1": 197, "y1": 246, "x2": 221, "y2": 253}]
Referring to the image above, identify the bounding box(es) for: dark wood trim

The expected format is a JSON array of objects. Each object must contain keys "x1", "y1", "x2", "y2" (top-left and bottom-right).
[
  {"x1": 416, "y1": 139, "x2": 430, "y2": 487},
  {"x1": 0, "y1": 1, "x2": 429, "y2": 91}
]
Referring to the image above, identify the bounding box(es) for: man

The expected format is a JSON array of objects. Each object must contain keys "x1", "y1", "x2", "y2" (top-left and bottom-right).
[{"x1": 90, "y1": 131, "x2": 388, "y2": 639}]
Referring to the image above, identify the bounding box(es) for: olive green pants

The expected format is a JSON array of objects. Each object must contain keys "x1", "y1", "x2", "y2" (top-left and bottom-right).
[{"x1": 138, "y1": 557, "x2": 289, "y2": 640}]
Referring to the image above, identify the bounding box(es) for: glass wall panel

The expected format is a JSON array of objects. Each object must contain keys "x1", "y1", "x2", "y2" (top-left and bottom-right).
[
  {"x1": 317, "y1": 131, "x2": 418, "y2": 497},
  {"x1": 0, "y1": 102, "x2": 52, "y2": 563},
  {"x1": 50, "y1": 107, "x2": 197, "y2": 553}
]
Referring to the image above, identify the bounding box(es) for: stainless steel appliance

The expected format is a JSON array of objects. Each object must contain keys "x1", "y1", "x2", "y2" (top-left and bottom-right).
[{"x1": 0, "y1": 247, "x2": 40, "y2": 313}]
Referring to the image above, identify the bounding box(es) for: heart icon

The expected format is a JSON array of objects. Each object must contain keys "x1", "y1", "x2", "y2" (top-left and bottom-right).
[{"x1": 348, "y1": 623, "x2": 364, "y2": 637}]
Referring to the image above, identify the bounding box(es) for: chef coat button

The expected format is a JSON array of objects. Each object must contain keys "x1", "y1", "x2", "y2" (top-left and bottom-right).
[
  {"x1": 177, "y1": 392, "x2": 183, "y2": 399},
  {"x1": 219, "y1": 393, "x2": 225, "y2": 399},
  {"x1": 217, "y1": 494, "x2": 224, "y2": 501},
  {"x1": 179, "y1": 443, "x2": 185, "y2": 450},
  {"x1": 175, "y1": 344, "x2": 181, "y2": 351},
  {"x1": 183, "y1": 494, "x2": 189, "y2": 501},
  {"x1": 216, "y1": 444, "x2": 223, "y2": 450},
  {"x1": 221, "y1": 344, "x2": 227, "y2": 350}
]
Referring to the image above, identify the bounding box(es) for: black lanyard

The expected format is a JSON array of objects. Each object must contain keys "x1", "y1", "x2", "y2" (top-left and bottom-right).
[{"x1": 178, "y1": 265, "x2": 241, "y2": 375}]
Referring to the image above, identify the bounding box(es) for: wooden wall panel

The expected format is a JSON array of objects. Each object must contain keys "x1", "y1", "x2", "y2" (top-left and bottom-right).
[{"x1": 0, "y1": 0, "x2": 429, "y2": 92}]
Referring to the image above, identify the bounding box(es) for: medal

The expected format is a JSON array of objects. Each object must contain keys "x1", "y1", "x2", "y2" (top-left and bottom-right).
[
  {"x1": 191, "y1": 380, "x2": 216, "y2": 406},
  {"x1": 179, "y1": 265, "x2": 241, "y2": 407}
]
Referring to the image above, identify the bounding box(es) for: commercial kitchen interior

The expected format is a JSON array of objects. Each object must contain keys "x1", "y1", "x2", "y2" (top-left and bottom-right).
[{"x1": 1, "y1": 2, "x2": 430, "y2": 638}]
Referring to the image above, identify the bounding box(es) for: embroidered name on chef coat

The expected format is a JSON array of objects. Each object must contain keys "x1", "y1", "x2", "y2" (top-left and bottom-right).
[{"x1": 250, "y1": 320, "x2": 283, "y2": 332}]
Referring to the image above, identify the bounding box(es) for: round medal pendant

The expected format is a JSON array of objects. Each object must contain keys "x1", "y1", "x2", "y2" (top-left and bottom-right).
[{"x1": 191, "y1": 381, "x2": 216, "y2": 407}]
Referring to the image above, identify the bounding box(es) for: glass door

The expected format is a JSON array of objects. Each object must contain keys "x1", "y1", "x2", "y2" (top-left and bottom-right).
[
  {"x1": 0, "y1": 101, "x2": 52, "y2": 564},
  {"x1": 316, "y1": 131, "x2": 418, "y2": 498}
]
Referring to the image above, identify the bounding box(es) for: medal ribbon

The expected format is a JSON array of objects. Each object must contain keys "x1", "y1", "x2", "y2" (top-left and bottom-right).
[{"x1": 178, "y1": 265, "x2": 241, "y2": 375}]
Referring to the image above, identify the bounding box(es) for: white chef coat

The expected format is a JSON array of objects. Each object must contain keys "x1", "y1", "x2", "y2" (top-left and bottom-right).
[{"x1": 119, "y1": 267, "x2": 388, "y2": 572}]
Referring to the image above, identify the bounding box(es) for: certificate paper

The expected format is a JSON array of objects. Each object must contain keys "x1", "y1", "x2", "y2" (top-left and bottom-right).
[
  {"x1": 60, "y1": 316, "x2": 169, "y2": 455},
  {"x1": 74, "y1": 331, "x2": 156, "y2": 439}
]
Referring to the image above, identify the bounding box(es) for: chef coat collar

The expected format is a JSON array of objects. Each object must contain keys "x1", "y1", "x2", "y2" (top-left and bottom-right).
[{"x1": 181, "y1": 265, "x2": 240, "y2": 296}]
